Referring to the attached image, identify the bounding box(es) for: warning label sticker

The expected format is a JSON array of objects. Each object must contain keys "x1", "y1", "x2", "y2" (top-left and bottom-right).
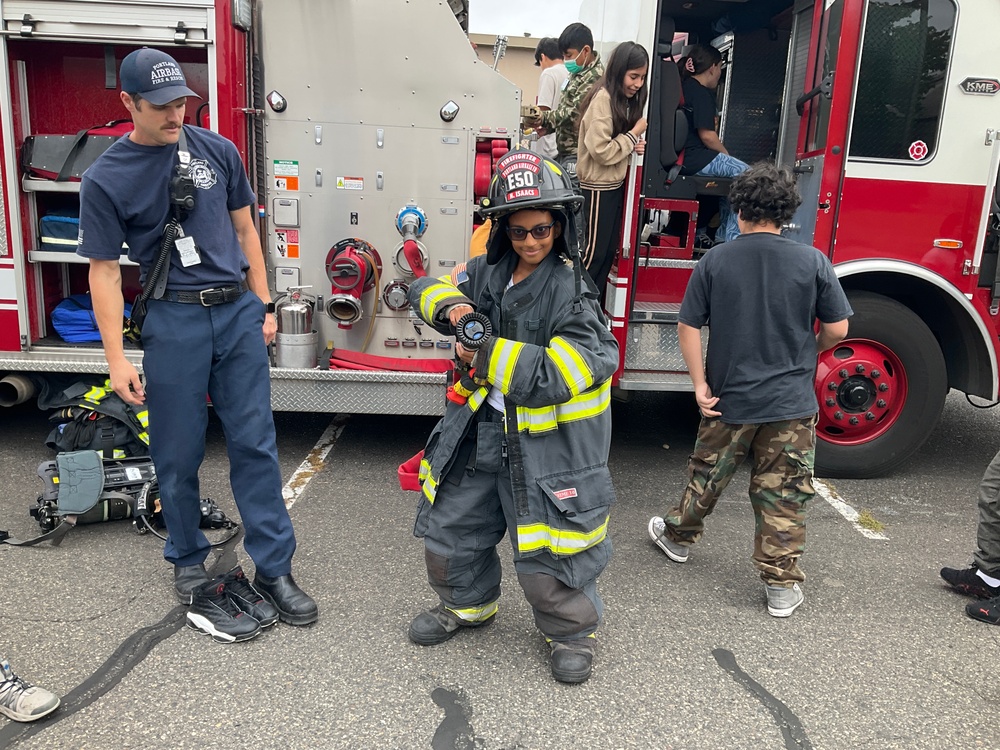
[
  {"x1": 336, "y1": 176, "x2": 364, "y2": 191},
  {"x1": 273, "y1": 160, "x2": 299, "y2": 191},
  {"x1": 274, "y1": 229, "x2": 300, "y2": 259}
]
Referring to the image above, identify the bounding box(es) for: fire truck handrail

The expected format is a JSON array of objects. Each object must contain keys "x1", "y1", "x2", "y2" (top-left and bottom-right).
[
  {"x1": 0, "y1": 29, "x2": 211, "y2": 45},
  {"x1": 835, "y1": 258, "x2": 1000, "y2": 401}
]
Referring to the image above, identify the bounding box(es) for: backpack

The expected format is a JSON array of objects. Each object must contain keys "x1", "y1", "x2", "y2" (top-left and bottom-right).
[
  {"x1": 43, "y1": 380, "x2": 149, "y2": 459},
  {"x1": 51, "y1": 294, "x2": 133, "y2": 343}
]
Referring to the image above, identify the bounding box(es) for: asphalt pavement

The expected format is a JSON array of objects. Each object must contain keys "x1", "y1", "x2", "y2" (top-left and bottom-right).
[{"x1": 1, "y1": 390, "x2": 998, "y2": 749}]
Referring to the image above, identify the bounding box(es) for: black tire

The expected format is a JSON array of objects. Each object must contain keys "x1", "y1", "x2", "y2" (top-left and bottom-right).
[{"x1": 815, "y1": 291, "x2": 947, "y2": 478}]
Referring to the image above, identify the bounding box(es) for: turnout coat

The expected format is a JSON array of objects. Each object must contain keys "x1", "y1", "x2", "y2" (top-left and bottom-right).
[{"x1": 408, "y1": 249, "x2": 620, "y2": 569}]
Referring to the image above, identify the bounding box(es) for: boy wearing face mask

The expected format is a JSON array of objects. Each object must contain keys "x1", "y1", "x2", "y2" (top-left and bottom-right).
[{"x1": 533, "y1": 23, "x2": 603, "y2": 240}]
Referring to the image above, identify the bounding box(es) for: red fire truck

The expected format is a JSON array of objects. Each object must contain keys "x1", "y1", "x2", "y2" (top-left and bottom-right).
[{"x1": 0, "y1": 0, "x2": 997, "y2": 479}]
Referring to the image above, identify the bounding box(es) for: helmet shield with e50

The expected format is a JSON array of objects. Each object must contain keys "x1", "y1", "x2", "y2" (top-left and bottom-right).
[{"x1": 479, "y1": 149, "x2": 583, "y2": 265}]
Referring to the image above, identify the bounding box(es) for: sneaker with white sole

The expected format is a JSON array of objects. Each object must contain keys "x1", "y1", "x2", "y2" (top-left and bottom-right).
[
  {"x1": 187, "y1": 579, "x2": 262, "y2": 643},
  {"x1": 647, "y1": 516, "x2": 689, "y2": 563},
  {"x1": 0, "y1": 659, "x2": 60, "y2": 722},
  {"x1": 766, "y1": 583, "x2": 804, "y2": 618}
]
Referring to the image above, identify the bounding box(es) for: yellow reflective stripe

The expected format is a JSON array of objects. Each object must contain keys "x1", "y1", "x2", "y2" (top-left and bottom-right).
[
  {"x1": 487, "y1": 339, "x2": 524, "y2": 394},
  {"x1": 420, "y1": 276, "x2": 463, "y2": 320},
  {"x1": 446, "y1": 600, "x2": 498, "y2": 623},
  {"x1": 81, "y1": 384, "x2": 110, "y2": 406},
  {"x1": 419, "y1": 282, "x2": 463, "y2": 321},
  {"x1": 516, "y1": 405, "x2": 558, "y2": 434},
  {"x1": 421, "y1": 470, "x2": 439, "y2": 504},
  {"x1": 516, "y1": 379, "x2": 611, "y2": 434},
  {"x1": 134, "y1": 408, "x2": 150, "y2": 445},
  {"x1": 555, "y1": 378, "x2": 611, "y2": 424},
  {"x1": 517, "y1": 515, "x2": 610, "y2": 555},
  {"x1": 419, "y1": 457, "x2": 431, "y2": 482},
  {"x1": 546, "y1": 336, "x2": 593, "y2": 397},
  {"x1": 466, "y1": 386, "x2": 489, "y2": 411}
]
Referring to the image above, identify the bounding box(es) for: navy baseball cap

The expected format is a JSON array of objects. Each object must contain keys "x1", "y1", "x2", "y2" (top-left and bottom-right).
[{"x1": 120, "y1": 47, "x2": 200, "y2": 105}]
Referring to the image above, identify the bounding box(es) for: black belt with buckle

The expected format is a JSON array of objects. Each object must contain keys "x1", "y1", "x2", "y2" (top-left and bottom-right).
[{"x1": 162, "y1": 281, "x2": 248, "y2": 306}]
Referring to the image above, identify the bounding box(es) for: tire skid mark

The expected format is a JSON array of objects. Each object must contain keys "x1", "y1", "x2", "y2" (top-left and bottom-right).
[{"x1": 713, "y1": 648, "x2": 814, "y2": 750}]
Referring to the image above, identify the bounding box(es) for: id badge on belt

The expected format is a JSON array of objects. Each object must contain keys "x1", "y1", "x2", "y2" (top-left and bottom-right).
[{"x1": 175, "y1": 225, "x2": 201, "y2": 267}]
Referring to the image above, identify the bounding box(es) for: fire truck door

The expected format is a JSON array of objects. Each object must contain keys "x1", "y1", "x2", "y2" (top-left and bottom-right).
[{"x1": 785, "y1": 0, "x2": 863, "y2": 256}]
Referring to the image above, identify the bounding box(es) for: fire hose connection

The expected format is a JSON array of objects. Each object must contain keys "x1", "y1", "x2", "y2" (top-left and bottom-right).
[{"x1": 325, "y1": 239, "x2": 381, "y2": 330}]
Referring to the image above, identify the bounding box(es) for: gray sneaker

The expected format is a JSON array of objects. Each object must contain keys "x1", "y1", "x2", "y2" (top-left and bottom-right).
[
  {"x1": 0, "y1": 660, "x2": 60, "y2": 722},
  {"x1": 647, "y1": 516, "x2": 689, "y2": 563},
  {"x1": 766, "y1": 583, "x2": 804, "y2": 618}
]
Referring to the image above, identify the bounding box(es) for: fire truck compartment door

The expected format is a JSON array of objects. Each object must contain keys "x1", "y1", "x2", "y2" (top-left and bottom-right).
[
  {"x1": 1, "y1": 0, "x2": 213, "y2": 44},
  {"x1": 784, "y1": 155, "x2": 824, "y2": 247}
]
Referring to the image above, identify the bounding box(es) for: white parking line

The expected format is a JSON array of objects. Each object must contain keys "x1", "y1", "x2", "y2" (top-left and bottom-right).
[
  {"x1": 814, "y1": 479, "x2": 889, "y2": 540},
  {"x1": 282, "y1": 415, "x2": 349, "y2": 509}
]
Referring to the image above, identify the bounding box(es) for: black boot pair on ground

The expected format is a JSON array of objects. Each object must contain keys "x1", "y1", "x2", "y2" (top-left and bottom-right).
[
  {"x1": 175, "y1": 564, "x2": 318, "y2": 643},
  {"x1": 940, "y1": 564, "x2": 1000, "y2": 624},
  {"x1": 408, "y1": 605, "x2": 595, "y2": 684}
]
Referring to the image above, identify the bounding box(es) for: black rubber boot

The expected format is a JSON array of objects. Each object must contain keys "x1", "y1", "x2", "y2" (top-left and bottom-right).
[
  {"x1": 408, "y1": 605, "x2": 494, "y2": 646},
  {"x1": 549, "y1": 639, "x2": 595, "y2": 684},
  {"x1": 254, "y1": 572, "x2": 319, "y2": 626},
  {"x1": 174, "y1": 563, "x2": 210, "y2": 604}
]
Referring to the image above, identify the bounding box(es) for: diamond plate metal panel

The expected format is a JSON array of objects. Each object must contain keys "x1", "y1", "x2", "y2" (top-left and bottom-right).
[
  {"x1": 0, "y1": 353, "x2": 449, "y2": 415},
  {"x1": 623, "y1": 322, "x2": 707, "y2": 372},
  {"x1": 270, "y1": 369, "x2": 447, "y2": 415}
]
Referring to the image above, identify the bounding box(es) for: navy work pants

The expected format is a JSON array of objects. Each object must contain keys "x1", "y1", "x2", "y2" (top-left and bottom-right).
[{"x1": 142, "y1": 290, "x2": 295, "y2": 576}]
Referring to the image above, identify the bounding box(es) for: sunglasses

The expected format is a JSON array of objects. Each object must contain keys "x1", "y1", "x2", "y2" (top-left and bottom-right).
[{"x1": 506, "y1": 221, "x2": 557, "y2": 241}]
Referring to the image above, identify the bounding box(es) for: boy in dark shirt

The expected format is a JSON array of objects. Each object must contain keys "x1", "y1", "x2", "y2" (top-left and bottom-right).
[
  {"x1": 678, "y1": 44, "x2": 749, "y2": 244},
  {"x1": 648, "y1": 162, "x2": 853, "y2": 618}
]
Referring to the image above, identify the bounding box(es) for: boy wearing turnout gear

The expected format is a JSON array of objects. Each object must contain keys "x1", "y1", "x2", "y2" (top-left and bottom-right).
[{"x1": 406, "y1": 150, "x2": 619, "y2": 683}]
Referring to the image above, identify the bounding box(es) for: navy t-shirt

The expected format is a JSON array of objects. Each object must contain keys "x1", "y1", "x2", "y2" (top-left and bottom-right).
[
  {"x1": 77, "y1": 126, "x2": 256, "y2": 290},
  {"x1": 680, "y1": 78, "x2": 718, "y2": 175},
  {"x1": 679, "y1": 232, "x2": 854, "y2": 424}
]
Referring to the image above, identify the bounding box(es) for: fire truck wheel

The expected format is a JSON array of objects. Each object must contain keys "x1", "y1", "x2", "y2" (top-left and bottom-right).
[{"x1": 814, "y1": 291, "x2": 946, "y2": 479}]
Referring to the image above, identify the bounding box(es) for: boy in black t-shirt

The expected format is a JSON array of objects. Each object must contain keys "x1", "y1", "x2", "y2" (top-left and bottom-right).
[
  {"x1": 678, "y1": 44, "x2": 750, "y2": 245},
  {"x1": 647, "y1": 163, "x2": 853, "y2": 618}
]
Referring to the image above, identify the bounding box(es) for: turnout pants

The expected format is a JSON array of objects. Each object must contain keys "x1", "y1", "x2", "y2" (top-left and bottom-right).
[
  {"x1": 415, "y1": 407, "x2": 603, "y2": 641},
  {"x1": 974, "y1": 448, "x2": 1000, "y2": 576},
  {"x1": 142, "y1": 291, "x2": 296, "y2": 576},
  {"x1": 663, "y1": 415, "x2": 817, "y2": 584}
]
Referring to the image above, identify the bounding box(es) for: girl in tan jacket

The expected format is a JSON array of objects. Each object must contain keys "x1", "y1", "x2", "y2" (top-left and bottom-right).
[{"x1": 577, "y1": 41, "x2": 649, "y2": 298}]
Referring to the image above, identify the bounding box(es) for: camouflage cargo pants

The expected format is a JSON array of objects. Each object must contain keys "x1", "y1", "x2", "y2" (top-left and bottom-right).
[{"x1": 663, "y1": 415, "x2": 817, "y2": 585}]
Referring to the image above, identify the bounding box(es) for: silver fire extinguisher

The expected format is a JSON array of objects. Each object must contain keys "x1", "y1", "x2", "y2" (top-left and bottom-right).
[{"x1": 275, "y1": 286, "x2": 318, "y2": 368}]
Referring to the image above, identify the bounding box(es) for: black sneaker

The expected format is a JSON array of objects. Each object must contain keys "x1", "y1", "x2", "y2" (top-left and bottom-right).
[
  {"x1": 940, "y1": 565, "x2": 1000, "y2": 599},
  {"x1": 223, "y1": 566, "x2": 279, "y2": 628},
  {"x1": 186, "y1": 579, "x2": 262, "y2": 643},
  {"x1": 966, "y1": 595, "x2": 1000, "y2": 625}
]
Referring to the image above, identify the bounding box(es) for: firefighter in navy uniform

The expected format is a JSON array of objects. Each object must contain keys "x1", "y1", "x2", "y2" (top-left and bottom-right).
[{"x1": 406, "y1": 150, "x2": 619, "y2": 683}]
